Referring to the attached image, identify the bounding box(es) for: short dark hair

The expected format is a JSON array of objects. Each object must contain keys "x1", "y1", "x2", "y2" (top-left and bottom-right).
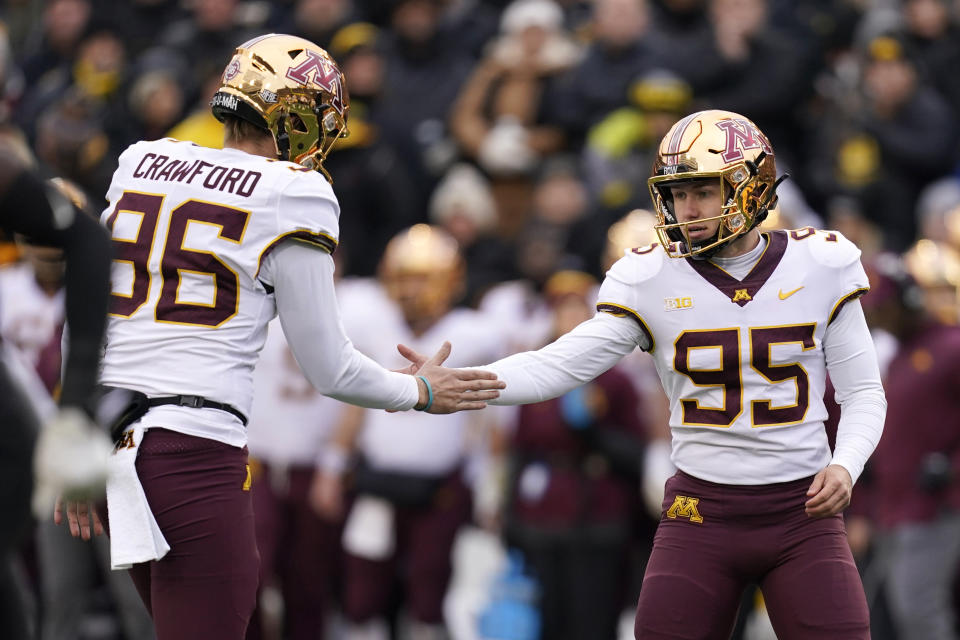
[{"x1": 222, "y1": 115, "x2": 272, "y2": 145}]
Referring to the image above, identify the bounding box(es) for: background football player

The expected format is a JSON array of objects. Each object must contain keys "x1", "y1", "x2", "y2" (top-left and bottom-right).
[
  {"x1": 400, "y1": 110, "x2": 887, "y2": 640},
  {"x1": 313, "y1": 224, "x2": 508, "y2": 640}
]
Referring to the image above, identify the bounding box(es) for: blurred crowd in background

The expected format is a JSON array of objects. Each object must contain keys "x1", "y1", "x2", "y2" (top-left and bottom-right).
[{"x1": 0, "y1": 0, "x2": 959, "y2": 639}]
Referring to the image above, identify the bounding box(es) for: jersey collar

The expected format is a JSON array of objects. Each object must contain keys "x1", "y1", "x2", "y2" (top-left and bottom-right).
[{"x1": 684, "y1": 230, "x2": 788, "y2": 307}]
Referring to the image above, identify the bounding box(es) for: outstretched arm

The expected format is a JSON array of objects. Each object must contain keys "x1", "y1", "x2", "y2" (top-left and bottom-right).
[
  {"x1": 401, "y1": 312, "x2": 646, "y2": 406},
  {"x1": 264, "y1": 241, "x2": 503, "y2": 413}
]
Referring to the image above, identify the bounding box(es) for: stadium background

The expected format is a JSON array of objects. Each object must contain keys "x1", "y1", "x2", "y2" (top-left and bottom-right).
[{"x1": 0, "y1": 0, "x2": 959, "y2": 639}]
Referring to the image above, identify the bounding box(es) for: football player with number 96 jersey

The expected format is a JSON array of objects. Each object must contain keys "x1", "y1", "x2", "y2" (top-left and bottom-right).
[
  {"x1": 416, "y1": 110, "x2": 885, "y2": 640},
  {"x1": 56, "y1": 34, "x2": 504, "y2": 640}
]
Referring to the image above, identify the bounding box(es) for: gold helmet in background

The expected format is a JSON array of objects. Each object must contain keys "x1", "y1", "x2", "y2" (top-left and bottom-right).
[
  {"x1": 603, "y1": 208, "x2": 659, "y2": 270},
  {"x1": 380, "y1": 225, "x2": 465, "y2": 321},
  {"x1": 903, "y1": 239, "x2": 960, "y2": 325},
  {"x1": 211, "y1": 34, "x2": 349, "y2": 181},
  {"x1": 648, "y1": 109, "x2": 785, "y2": 259}
]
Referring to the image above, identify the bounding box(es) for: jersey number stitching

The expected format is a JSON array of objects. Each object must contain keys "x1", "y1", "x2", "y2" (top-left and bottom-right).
[
  {"x1": 106, "y1": 190, "x2": 251, "y2": 328},
  {"x1": 673, "y1": 323, "x2": 817, "y2": 427}
]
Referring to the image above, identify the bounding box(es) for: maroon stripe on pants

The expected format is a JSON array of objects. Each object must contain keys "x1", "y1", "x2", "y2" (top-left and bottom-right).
[
  {"x1": 113, "y1": 428, "x2": 260, "y2": 640},
  {"x1": 634, "y1": 470, "x2": 869, "y2": 640}
]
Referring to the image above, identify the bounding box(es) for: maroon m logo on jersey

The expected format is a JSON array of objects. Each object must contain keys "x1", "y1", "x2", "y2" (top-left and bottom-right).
[
  {"x1": 716, "y1": 118, "x2": 772, "y2": 163},
  {"x1": 285, "y1": 51, "x2": 345, "y2": 115}
]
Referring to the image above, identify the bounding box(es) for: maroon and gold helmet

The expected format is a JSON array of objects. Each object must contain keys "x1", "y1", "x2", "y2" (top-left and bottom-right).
[
  {"x1": 648, "y1": 110, "x2": 785, "y2": 258},
  {"x1": 211, "y1": 34, "x2": 349, "y2": 182}
]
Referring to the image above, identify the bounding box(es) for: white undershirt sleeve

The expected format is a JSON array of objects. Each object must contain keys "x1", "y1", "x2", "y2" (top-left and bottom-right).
[
  {"x1": 486, "y1": 312, "x2": 647, "y2": 405},
  {"x1": 822, "y1": 298, "x2": 887, "y2": 484},
  {"x1": 260, "y1": 240, "x2": 420, "y2": 411}
]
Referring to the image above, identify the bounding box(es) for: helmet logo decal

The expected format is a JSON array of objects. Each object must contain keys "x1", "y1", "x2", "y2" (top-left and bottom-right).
[
  {"x1": 716, "y1": 119, "x2": 772, "y2": 163},
  {"x1": 223, "y1": 59, "x2": 241, "y2": 82},
  {"x1": 211, "y1": 93, "x2": 239, "y2": 111},
  {"x1": 285, "y1": 50, "x2": 345, "y2": 115}
]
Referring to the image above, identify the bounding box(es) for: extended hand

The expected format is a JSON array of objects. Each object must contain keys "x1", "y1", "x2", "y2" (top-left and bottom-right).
[
  {"x1": 804, "y1": 464, "x2": 852, "y2": 518},
  {"x1": 397, "y1": 342, "x2": 506, "y2": 413}
]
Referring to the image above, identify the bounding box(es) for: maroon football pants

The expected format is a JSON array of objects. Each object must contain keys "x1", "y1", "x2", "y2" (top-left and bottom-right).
[
  {"x1": 342, "y1": 473, "x2": 471, "y2": 624},
  {"x1": 108, "y1": 428, "x2": 260, "y2": 640},
  {"x1": 635, "y1": 470, "x2": 870, "y2": 640}
]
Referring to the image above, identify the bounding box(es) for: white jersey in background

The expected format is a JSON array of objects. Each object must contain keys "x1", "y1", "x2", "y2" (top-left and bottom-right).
[
  {"x1": 100, "y1": 138, "x2": 341, "y2": 447},
  {"x1": 340, "y1": 280, "x2": 506, "y2": 476},
  {"x1": 486, "y1": 229, "x2": 886, "y2": 485},
  {"x1": 246, "y1": 317, "x2": 346, "y2": 467}
]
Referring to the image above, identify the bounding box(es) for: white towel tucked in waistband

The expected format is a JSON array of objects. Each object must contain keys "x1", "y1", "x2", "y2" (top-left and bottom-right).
[{"x1": 107, "y1": 421, "x2": 170, "y2": 570}]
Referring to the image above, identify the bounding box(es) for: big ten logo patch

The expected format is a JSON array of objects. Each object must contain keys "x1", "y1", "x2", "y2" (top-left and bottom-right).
[
  {"x1": 665, "y1": 296, "x2": 694, "y2": 311},
  {"x1": 115, "y1": 430, "x2": 136, "y2": 452},
  {"x1": 666, "y1": 495, "x2": 704, "y2": 523}
]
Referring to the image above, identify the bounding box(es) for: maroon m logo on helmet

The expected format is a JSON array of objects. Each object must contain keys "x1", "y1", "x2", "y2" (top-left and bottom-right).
[
  {"x1": 716, "y1": 118, "x2": 772, "y2": 163},
  {"x1": 285, "y1": 50, "x2": 345, "y2": 116}
]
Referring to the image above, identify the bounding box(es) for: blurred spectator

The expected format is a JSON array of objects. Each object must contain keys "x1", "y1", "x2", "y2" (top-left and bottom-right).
[
  {"x1": 245, "y1": 318, "x2": 349, "y2": 640},
  {"x1": 860, "y1": 253, "x2": 960, "y2": 640},
  {"x1": 806, "y1": 33, "x2": 958, "y2": 250},
  {"x1": 159, "y1": 0, "x2": 258, "y2": 94},
  {"x1": 323, "y1": 22, "x2": 422, "y2": 277},
  {"x1": 579, "y1": 68, "x2": 690, "y2": 232},
  {"x1": 18, "y1": 0, "x2": 91, "y2": 85},
  {"x1": 274, "y1": 0, "x2": 359, "y2": 49},
  {"x1": 371, "y1": 0, "x2": 475, "y2": 210},
  {"x1": 33, "y1": 91, "x2": 115, "y2": 199},
  {"x1": 450, "y1": 0, "x2": 581, "y2": 234},
  {"x1": 680, "y1": 0, "x2": 811, "y2": 169},
  {"x1": 428, "y1": 163, "x2": 515, "y2": 306},
  {"x1": 551, "y1": 0, "x2": 661, "y2": 141},
  {"x1": 647, "y1": 0, "x2": 710, "y2": 54},
  {"x1": 501, "y1": 270, "x2": 648, "y2": 640},
  {"x1": 165, "y1": 66, "x2": 225, "y2": 149},
  {"x1": 15, "y1": 24, "x2": 126, "y2": 149},
  {"x1": 902, "y1": 0, "x2": 960, "y2": 117}
]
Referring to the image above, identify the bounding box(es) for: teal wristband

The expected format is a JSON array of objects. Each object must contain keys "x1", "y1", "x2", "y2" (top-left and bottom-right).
[{"x1": 415, "y1": 375, "x2": 434, "y2": 412}]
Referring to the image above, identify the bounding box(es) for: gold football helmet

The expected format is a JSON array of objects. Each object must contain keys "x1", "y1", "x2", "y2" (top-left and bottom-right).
[
  {"x1": 211, "y1": 34, "x2": 349, "y2": 181},
  {"x1": 648, "y1": 109, "x2": 785, "y2": 258},
  {"x1": 903, "y1": 239, "x2": 960, "y2": 325},
  {"x1": 603, "y1": 208, "x2": 659, "y2": 270},
  {"x1": 379, "y1": 225, "x2": 465, "y2": 321}
]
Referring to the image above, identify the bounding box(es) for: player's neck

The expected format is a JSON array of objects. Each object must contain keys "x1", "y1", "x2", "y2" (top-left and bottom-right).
[
  {"x1": 223, "y1": 136, "x2": 278, "y2": 159},
  {"x1": 712, "y1": 229, "x2": 761, "y2": 259}
]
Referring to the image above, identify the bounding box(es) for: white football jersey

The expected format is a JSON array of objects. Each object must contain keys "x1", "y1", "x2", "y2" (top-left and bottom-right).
[
  {"x1": 246, "y1": 317, "x2": 346, "y2": 466},
  {"x1": 99, "y1": 138, "x2": 340, "y2": 446},
  {"x1": 0, "y1": 263, "x2": 64, "y2": 366},
  {"x1": 340, "y1": 280, "x2": 507, "y2": 475},
  {"x1": 596, "y1": 229, "x2": 869, "y2": 484}
]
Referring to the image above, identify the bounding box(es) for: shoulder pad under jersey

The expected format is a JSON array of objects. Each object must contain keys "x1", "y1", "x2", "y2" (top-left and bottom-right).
[{"x1": 786, "y1": 227, "x2": 861, "y2": 269}]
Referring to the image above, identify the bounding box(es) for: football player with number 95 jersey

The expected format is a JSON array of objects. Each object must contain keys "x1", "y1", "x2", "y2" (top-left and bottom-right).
[
  {"x1": 55, "y1": 34, "x2": 504, "y2": 640},
  {"x1": 405, "y1": 110, "x2": 886, "y2": 640}
]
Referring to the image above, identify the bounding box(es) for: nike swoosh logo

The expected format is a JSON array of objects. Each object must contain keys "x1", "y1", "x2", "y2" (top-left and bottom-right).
[{"x1": 778, "y1": 286, "x2": 804, "y2": 300}]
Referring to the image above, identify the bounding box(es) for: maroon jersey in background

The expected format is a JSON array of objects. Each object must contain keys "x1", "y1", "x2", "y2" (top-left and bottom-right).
[
  {"x1": 870, "y1": 322, "x2": 960, "y2": 527},
  {"x1": 509, "y1": 366, "x2": 646, "y2": 526}
]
